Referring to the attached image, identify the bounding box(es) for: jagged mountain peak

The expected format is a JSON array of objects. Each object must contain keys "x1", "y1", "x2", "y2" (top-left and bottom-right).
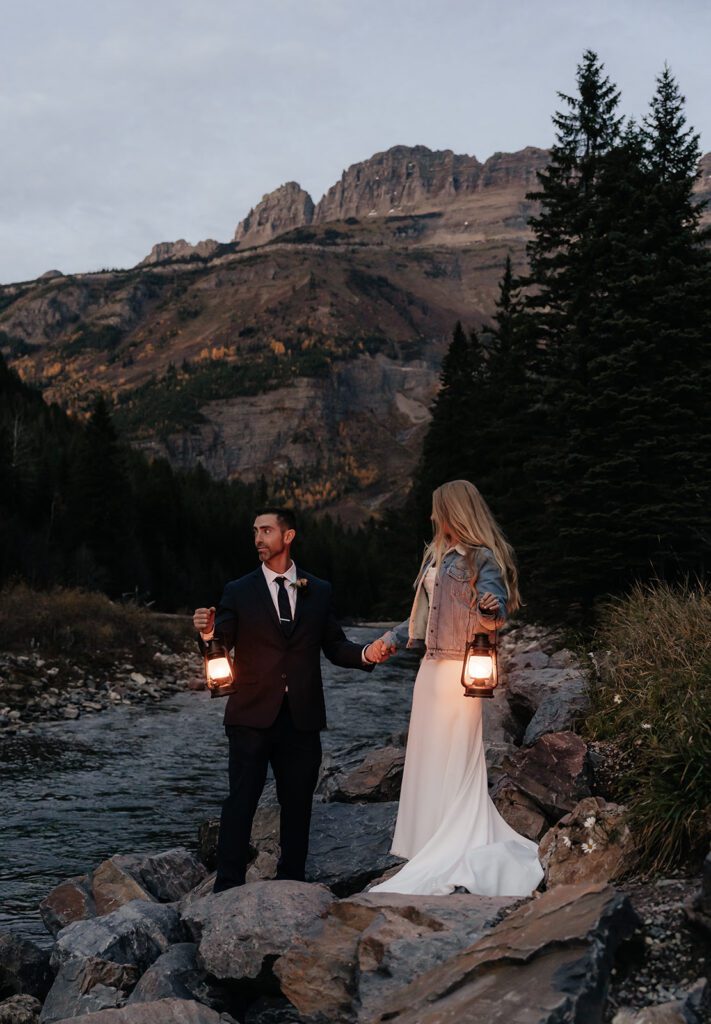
[{"x1": 233, "y1": 181, "x2": 315, "y2": 246}]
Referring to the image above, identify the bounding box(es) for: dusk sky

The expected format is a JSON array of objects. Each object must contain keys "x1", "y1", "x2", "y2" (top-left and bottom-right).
[{"x1": 1, "y1": 0, "x2": 709, "y2": 283}]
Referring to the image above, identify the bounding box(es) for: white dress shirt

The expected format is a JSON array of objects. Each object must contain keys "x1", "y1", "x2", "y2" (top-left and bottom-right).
[
  {"x1": 261, "y1": 560, "x2": 372, "y2": 665},
  {"x1": 262, "y1": 560, "x2": 298, "y2": 621}
]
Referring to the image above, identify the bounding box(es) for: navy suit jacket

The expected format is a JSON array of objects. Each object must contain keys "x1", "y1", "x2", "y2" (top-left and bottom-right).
[{"x1": 200, "y1": 566, "x2": 372, "y2": 730}]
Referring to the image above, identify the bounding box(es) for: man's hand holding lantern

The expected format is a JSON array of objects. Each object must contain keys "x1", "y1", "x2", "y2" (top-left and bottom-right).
[{"x1": 193, "y1": 606, "x2": 216, "y2": 639}]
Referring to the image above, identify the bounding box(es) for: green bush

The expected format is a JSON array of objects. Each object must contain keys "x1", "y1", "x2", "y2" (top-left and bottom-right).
[{"x1": 586, "y1": 580, "x2": 711, "y2": 872}]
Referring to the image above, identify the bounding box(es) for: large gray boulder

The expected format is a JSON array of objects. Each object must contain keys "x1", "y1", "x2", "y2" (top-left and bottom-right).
[
  {"x1": 129, "y1": 850, "x2": 207, "y2": 903},
  {"x1": 196, "y1": 801, "x2": 402, "y2": 897},
  {"x1": 522, "y1": 687, "x2": 590, "y2": 745},
  {"x1": 40, "y1": 849, "x2": 207, "y2": 935},
  {"x1": 51, "y1": 900, "x2": 183, "y2": 974},
  {"x1": 306, "y1": 802, "x2": 402, "y2": 896},
  {"x1": 39, "y1": 959, "x2": 140, "y2": 1023},
  {"x1": 181, "y1": 881, "x2": 335, "y2": 983},
  {"x1": 41, "y1": 901, "x2": 184, "y2": 1022},
  {"x1": 0, "y1": 933, "x2": 52, "y2": 1000},
  {"x1": 372, "y1": 882, "x2": 641, "y2": 1024},
  {"x1": 507, "y1": 665, "x2": 588, "y2": 719},
  {"x1": 499, "y1": 731, "x2": 592, "y2": 822},
  {"x1": 126, "y1": 944, "x2": 201, "y2": 1005},
  {"x1": 275, "y1": 890, "x2": 515, "y2": 1022}
]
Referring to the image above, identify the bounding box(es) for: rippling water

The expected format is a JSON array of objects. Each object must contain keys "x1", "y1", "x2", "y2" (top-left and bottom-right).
[{"x1": 0, "y1": 628, "x2": 418, "y2": 946}]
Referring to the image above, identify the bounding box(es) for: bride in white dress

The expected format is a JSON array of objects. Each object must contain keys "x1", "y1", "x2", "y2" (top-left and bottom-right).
[{"x1": 369, "y1": 480, "x2": 543, "y2": 897}]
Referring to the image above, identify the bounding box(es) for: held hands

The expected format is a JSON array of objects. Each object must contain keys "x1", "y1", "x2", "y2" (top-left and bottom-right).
[
  {"x1": 365, "y1": 635, "x2": 398, "y2": 665},
  {"x1": 477, "y1": 592, "x2": 500, "y2": 618},
  {"x1": 193, "y1": 606, "x2": 216, "y2": 639}
]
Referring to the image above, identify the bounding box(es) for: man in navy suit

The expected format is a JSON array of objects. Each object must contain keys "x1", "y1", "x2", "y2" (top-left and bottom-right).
[{"x1": 194, "y1": 507, "x2": 390, "y2": 892}]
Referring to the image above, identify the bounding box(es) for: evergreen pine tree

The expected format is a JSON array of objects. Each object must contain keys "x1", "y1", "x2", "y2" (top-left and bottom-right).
[
  {"x1": 413, "y1": 321, "x2": 483, "y2": 539},
  {"x1": 637, "y1": 67, "x2": 711, "y2": 577},
  {"x1": 68, "y1": 395, "x2": 134, "y2": 592},
  {"x1": 481, "y1": 257, "x2": 542, "y2": 591},
  {"x1": 526, "y1": 49, "x2": 623, "y2": 349},
  {"x1": 523, "y1": 60, "x2": 711, "y2": 612}
]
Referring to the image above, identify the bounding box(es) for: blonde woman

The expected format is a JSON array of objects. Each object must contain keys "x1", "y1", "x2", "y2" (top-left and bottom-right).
[{"x1": 370, "y1": 480, "x2": 543, "y2": 897}]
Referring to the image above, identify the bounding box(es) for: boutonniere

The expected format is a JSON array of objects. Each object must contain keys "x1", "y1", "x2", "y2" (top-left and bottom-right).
[{"x1": 290, "y1": 578, "x2": 309, "y2": 590}]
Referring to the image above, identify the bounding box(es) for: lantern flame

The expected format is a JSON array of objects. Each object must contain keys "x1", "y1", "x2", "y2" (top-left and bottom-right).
[
  {"x1": 207, "y1": 657, "x2": 233, "y2": 682},
  {"x1": 466, "y1": 654, "x2": 493, "y2": 681}
]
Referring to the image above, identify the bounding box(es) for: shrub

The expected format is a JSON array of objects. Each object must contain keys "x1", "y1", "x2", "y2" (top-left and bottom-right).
[
  {"x1": 0, "y1": 582, "x2": 190, "y2": 666},
  {"x1": 586, "y1": 579, "x2": 711, "y2": 873}
]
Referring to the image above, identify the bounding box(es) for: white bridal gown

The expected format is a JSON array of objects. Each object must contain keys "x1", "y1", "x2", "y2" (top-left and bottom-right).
[{"x1": 370, "y1": 566, "x2": 543, "y2": 897}]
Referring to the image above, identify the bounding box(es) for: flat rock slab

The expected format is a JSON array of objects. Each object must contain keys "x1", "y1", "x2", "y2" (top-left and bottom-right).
[
  {"x1": 51, "y1": 997, "x2": 235, "y2": 1023},
  {"x1": 372, "y1": 882, "x2": 641, "y2": 1024},
  {"x1": 522, "y1": 686, "x2": 590, "y2": 746},
  {"x1": 275, "y1": 890, "x2": 516, "y2": 1022},
  {"x1": 328, "y1": 747, "x2": 406, "y2": 803},
  {"x1": 507, "y1": 666, "x2": 587, "y2": 718},
  {"x1": 182, "y1": 881, "x2": 335, "y2": 982},
  {"x1": 306, "y1": 802, "x2": 401, "y2": 896},
  {"x1": 196, "y1": 802, "x2": 399, "y2": 896}
]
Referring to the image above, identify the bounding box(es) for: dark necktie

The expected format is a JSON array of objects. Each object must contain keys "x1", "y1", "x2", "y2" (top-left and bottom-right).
[{"x1": 275, "y1": 577, "x2": 293, "y2": 636}]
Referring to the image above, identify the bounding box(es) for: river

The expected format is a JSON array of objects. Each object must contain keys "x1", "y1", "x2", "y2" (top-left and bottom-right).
[{"x1": 0, "y1": 628, "x2": 418, "y2": 947}]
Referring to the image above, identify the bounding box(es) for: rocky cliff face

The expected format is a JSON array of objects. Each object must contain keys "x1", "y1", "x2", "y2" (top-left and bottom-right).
[
  {"x1": 313, "y1": 145, "x2": 547, "y2": 222},
  {"x1": 234, "y1": 182, "x2": 315, "y2": 247}
]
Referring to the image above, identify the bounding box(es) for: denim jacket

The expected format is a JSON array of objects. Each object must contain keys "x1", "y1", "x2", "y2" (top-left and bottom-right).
[{"x1": 382, "y1": 546, "x2": 508, "y2": 659}]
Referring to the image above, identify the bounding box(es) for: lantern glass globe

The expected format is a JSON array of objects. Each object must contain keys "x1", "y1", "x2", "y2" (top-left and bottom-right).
[
  {"x1": 467, "y1": 654, "x2": 493, "y2": 680},
  {"x1": 208, "y1": 656, "x2": 233, "y2": 682}
]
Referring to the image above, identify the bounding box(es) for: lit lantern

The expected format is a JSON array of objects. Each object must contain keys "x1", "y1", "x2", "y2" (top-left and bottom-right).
[
  {"x1": 203, "y1": 638, "x2": 237, "y2": 698},
  {"x1": 461, "y1": 632, "x2": 499, "y2": 698}
]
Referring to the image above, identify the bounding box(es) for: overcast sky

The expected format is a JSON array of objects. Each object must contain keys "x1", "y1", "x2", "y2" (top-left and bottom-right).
[{"x1": 1, "y1": 0, "x2": 709, "y2": 284}]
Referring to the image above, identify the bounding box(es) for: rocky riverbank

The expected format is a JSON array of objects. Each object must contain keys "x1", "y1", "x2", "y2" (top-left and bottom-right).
[
  {"x1": 0, "y1": 646, "x2": 203, "y2": 733},
  {"x1": 1, "y1": 624, "x2": 708, "y2": 1023}
]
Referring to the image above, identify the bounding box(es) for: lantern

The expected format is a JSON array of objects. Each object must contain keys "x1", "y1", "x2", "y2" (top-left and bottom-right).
[
  {"x1": 461, "y1": 632, "x2": 499, "y2": 698},
  {"x1": 203, "y1": 638, "x2": 237, "y2": 698}
]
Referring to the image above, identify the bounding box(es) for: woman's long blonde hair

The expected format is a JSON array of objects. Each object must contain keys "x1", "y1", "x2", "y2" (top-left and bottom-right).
[{"x1": 419, "y1": 480, "x2": 521, "y2": 612}]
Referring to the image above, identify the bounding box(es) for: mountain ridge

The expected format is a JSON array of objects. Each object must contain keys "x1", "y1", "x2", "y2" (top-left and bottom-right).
[{"x1": 1, "y1": 143, "x2": 709, "y2": 524}]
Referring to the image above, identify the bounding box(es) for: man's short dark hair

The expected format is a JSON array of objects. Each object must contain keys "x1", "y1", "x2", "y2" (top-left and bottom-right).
[{"x1": 255, "y1": 507, "x2": 297, "y2": 532}]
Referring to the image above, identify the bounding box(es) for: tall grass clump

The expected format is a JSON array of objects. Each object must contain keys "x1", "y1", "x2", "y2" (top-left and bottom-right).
[
  {"x1": 586, "y1": 580, "x2": 711, "y2": 873},
  {"x1": 0, "y1": 583, "x2": 190, "y2": 665}
]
